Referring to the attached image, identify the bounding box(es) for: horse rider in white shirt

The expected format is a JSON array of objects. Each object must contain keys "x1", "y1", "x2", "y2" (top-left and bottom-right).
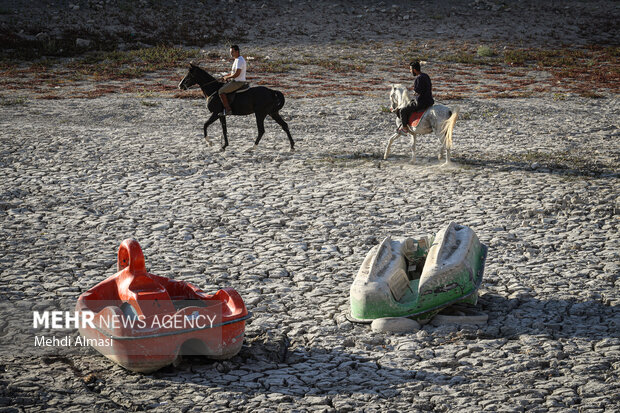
[{"x1": 218, "y1": 44, "x2": 247, "y2": 116}]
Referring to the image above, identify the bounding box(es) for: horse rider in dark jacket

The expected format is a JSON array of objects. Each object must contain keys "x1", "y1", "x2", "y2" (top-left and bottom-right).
[{"x1": 399, "y1": 60, "x2": 434, "y2": 132}]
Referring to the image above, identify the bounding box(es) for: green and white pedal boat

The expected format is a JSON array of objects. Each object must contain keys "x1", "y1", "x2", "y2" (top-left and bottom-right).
[{"x1": 349, "y1": 222, "x2": 487, "y2": 323}]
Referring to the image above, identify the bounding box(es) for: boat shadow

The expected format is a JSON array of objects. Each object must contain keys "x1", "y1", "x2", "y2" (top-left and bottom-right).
[
  {"x1": 151, "y1": 294, "x2": 618, "y2": 397},
  {"x1": 472, "y1": 293, "x2": 619, "y2": 340},
  {"x1": 153, "y1": 330, "x2": 434, "y2": 397}
]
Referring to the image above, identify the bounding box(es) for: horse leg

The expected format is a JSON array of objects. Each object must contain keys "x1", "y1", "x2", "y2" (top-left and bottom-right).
[
  {"x1": 269, "y1": 112, "x2": 295, "y2": 152},
  {"x1": 203, "y1": 112, "x2": 219, "y2": 147},
  {"x1": 247, "y1": 112, "x2": 267, "y2": 152},
  {"x1": 442, "y1": 129, "x2": 451, "y2": 164},
  {"x1": 440, "y1": 106, "x2": 459, "y2": 165},
  {"x1": 437, "y1": 132, "x2": 447, "y2": 161},
  {"x1": 383, "y1": 132, "x2": 400, "y2": 160},
  {"x1": 410, "y1": 133, "x2": 417, "y2": 164},
  {"x1": 219, "y1": 116, "x2": 228, "y2": 152}
]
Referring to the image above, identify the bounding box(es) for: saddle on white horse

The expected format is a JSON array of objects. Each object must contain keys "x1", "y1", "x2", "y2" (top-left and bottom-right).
[{"x1": 406, "y1": 108, "x2": 429, "y2": 128}]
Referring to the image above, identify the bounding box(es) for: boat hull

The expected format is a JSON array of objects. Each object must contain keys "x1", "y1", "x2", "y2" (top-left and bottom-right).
[
  {"x1": 76, "y1": 239, "x2": 249, "y2": 373},
  {"x1": 349, "y1": 223, "x2": 486, "y2": 322},
  {"x1": 77, "y1": 308, "x2": 249, "y2": 373}
]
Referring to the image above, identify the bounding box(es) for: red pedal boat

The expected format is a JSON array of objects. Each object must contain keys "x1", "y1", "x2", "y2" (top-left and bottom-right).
[{"x1": 76, "y1": 239, "x2": 250, "y2": 373}]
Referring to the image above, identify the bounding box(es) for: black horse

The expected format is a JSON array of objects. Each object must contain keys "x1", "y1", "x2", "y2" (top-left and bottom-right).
[{"x1": 178, "y1": 64, "x2": 294, "y2": 152}]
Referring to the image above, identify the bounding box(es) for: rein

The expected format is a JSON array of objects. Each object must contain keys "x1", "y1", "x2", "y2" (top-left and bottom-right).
[
  {"x1": 199, "y1": 78, "x2": 225, "y2": 99},
  {"x1": 187, "y1": 77, "x2": 223, "y2": 100},
  {"x1": 183, "y1": 72, "x2": 222, "y2": 94},
  {"x1": 201, "y1": 79, "x2": 222, "y2": 88}
]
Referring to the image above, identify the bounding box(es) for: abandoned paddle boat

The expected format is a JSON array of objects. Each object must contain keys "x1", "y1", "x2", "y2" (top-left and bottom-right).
[
  {"x1": 76, "y1": 239, "x2": 250, "y2": 373},
  {"x1": 349, "y1": 222, "x2": 487, "y2": 322}
]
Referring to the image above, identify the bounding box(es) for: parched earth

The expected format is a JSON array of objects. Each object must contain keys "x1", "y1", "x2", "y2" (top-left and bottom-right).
[
  {"x1": 1, "y1": 1, "x2": 619, "y2": 412},
  {"x1": 1, "y1": 93, "x2": 619, "y2": 412}
]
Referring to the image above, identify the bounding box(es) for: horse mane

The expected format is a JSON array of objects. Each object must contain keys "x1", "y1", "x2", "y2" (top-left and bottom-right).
[
  {"x1": 190, "y1": 63, "x2": 216, "y2": 84},
  {"x1": 391, "y1": 84, "x2": 412, "y2": 109}
]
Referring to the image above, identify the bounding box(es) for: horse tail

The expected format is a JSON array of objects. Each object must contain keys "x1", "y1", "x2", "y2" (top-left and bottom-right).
[
  {"x1": 441, "y1": 106, "x2": 460, "y2": 150},
  {"x1": 273, "y1": 90, "x2": 285, "y2": 112}
]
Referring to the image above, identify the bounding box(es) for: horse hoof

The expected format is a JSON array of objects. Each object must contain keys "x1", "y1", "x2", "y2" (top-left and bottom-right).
[
  {"x1": 245, "y1": 146, "x2": 255, "y2": 153},
  {"x1": 289, "y1": 147, "x2": 295, "y2": 153},
  {"x1": 220, "y1": 147, "x2": 226, "y2": 153}
]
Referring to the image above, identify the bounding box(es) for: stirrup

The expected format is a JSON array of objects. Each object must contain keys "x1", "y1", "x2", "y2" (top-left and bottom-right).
[{"x1": 218, "y1": 108, "x2": 228, "y2": 117}]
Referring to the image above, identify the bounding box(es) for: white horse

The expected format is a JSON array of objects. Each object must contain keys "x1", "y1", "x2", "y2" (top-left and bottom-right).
[{"x1": 384, "y1": 84, "x2": 460, "y2": 164}]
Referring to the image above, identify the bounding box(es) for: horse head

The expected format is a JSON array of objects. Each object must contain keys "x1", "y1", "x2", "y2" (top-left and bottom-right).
[
  {"x1": 389, "y1": 84, "x2": 411, "y2": 110},
  {"x1": 178, "y1": 63, "x2": 218, "y2": 90},
  {"x1": 178, "y1": 64, "x2": 199, "y2": 90}
]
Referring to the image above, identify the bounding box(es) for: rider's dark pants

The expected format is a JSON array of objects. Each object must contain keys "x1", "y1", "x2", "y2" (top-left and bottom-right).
[{"x1": 400, "y1": 98, "x2": 434, "y2": 127}]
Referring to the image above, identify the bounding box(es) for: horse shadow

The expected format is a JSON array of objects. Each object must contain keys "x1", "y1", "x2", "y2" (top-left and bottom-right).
[
  {"x1": 374, "y1": 152, "x2": 617, "y2": 178},
  {"x1": 452, "y1": 155, "x2": 618, "y2": 178}
]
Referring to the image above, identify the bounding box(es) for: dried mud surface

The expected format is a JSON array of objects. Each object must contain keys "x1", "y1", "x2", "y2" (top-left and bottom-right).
[{"x1": 1, "y1": 1, "x2": 619, "y2": 412}]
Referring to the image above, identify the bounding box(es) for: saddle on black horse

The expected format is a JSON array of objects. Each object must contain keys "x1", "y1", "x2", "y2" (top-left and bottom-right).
[
  {"x1": 207, "y1": 83, "x2": 251, "y2": 113},
  {"x1": 224, "y1": 82, "x2": 250, "y2": 105}
]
